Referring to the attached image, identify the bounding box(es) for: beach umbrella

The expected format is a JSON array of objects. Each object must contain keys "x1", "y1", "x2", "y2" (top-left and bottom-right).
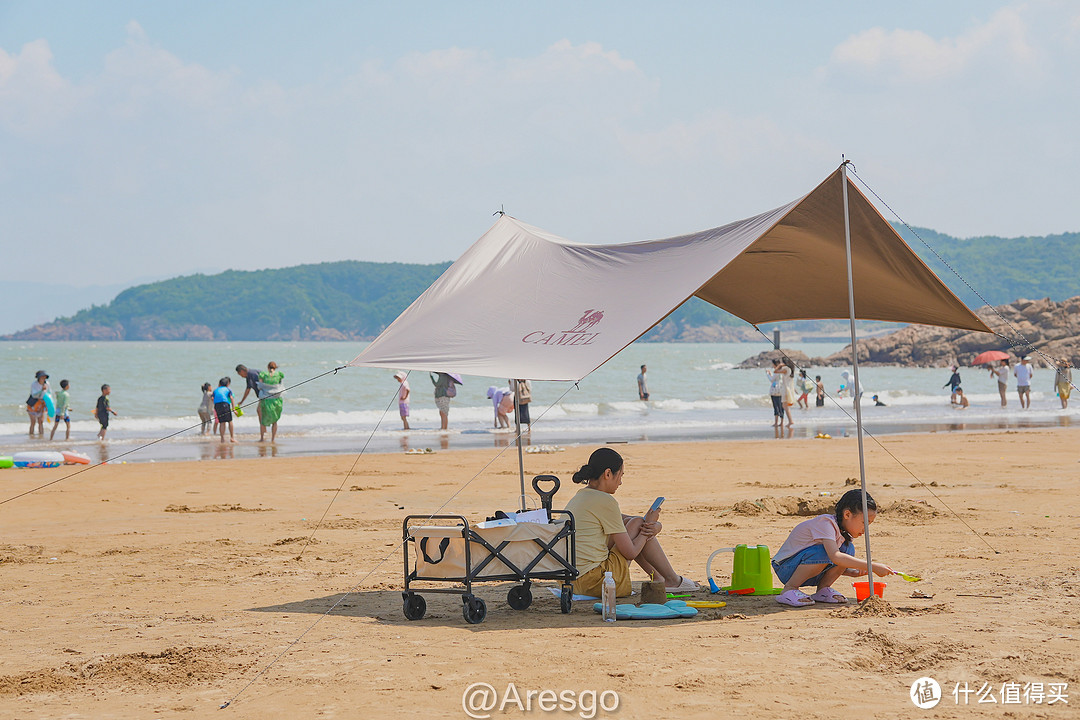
[{"x1": 971, "y1": 350, "x2": 1010, "y2": 366}]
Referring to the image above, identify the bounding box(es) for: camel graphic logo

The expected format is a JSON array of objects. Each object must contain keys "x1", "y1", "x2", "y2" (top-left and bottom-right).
[
  {"x1": 564, "y1": 309, "x2": 604, "y2": 333},
  {"x1": 521, "y1": 309, "x2": 605, "y2": 348}
]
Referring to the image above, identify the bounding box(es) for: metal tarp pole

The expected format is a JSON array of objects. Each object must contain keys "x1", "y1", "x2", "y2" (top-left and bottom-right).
[
  {"x1": 841, "y1": 160, "x2": 876, "y2": 596},
  {"x1": 514, "y1": 383, "x2": 527, "y2": 512}
]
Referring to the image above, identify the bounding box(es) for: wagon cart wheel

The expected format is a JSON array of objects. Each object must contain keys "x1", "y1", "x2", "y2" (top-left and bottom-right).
[
  {"x1": 462, "y1": 594, "x2": 487, "y2": 624},
  {"x1": 507, "y1": 584, "x2": 533, "y2": 610},
  {"x1": 402, "y1": 592, "x2": 427, "y2": 621},
  {"x1": 560, "y1": 585, "x2": 573, "y2": 614}
]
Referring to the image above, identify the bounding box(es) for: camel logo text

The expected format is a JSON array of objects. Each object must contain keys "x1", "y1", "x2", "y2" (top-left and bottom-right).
[{"x1": 521, "y1": 309, "x2": 604, "y2": 348}]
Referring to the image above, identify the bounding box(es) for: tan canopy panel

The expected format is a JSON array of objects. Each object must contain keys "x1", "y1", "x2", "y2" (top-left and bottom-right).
[
  {"x1": 351, "y1": 168, "x2": 989, "y2": 381},
  {"x1": 696, "y1": 169, "x2": 988, "y2": 329}
]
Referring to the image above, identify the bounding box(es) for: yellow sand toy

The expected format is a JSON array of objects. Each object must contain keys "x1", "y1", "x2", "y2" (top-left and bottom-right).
[{"x1": 706, "y1": 544, "x2": 782, "y2": 595}]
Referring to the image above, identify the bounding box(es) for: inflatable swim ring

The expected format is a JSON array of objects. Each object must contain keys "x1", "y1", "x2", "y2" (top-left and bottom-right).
[
  {"x1": 0, "y1": 456, "x2": 13, "y2": 469},
  {"x1": 13, "y1": 451, "x2": 65, "y2": 469},
  {"x1": 43, "y1": 391, "x2": 56, "y2": 420},
  {"x1": 61, "y1": 451, "x2": 91, "y2": 465}
]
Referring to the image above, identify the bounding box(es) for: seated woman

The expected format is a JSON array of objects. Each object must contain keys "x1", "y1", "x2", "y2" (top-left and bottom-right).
[{"x1": 564, "y1": 448, "x2": 699, "y2": 597}]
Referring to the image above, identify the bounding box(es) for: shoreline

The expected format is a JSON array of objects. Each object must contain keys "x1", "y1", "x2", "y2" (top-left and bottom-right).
[{"x1": 2, "y1": 411, "x2": 1074, "y2": 466}]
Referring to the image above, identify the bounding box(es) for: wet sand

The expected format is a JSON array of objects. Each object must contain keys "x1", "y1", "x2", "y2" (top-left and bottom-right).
[{"x1": 0, "y1": 427, "x2": 1077, "y2": 718}]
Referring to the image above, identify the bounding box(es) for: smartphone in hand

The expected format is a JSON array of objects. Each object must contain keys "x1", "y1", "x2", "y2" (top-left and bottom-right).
[{"x1": 648, "y1": 497, "x2": 665, "y2": 514}]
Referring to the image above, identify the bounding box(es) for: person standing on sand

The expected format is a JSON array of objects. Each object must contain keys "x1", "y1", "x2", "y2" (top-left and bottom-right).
[
  {"x1": 511, "y1": 379, "x2": 532, "y2": 428},
  {"x1": 989, "y1": 359, "x2": 1009, "y2": 408},
  {"x1": 768, "y1": 359, "x2": 787, "y2": 428},
  {"x1": 257, "y1": 361, "x2": 285, "y2": 442},
  {"x1": 213, "y1": 377, "x2": 236, "y2": 443},
  {"x1": 943, "y1": 366, "x2": 962, "y2": 404},
  {"x1": 50, "y1": 379, "x2": 72, "y2": 441},
  {"x1": 796, "y1": 370, "x2": 812, "y2": 410},
  {"x1": 637, "y1": 364, "x2": 649, "y2": 401},
  {"x1": 27, "y1": 370, "x2": 50, "y2": 437},
  {"x1": 1015, "y1": 356, "x2": 1033, "y2": 409},
  {"x1": 394, "y1": 371, "x2": 411, "y2": 430},
  {"x1": 198, "y1": 382, "x2": 214, "y2": 435},
  {"x1": 1054, "y1": 359, "x2": 1072, "y2": 410},
  {"x1": 95, "y1": 384, "x2": 118, "y2": 440},
  {"x1": 431, "y1": 372, "x2": 456, "y2": 431},
  {"x1": 235, "y1": 364, "x2": 263, "y2": 424},
  {"x1": 781, "y1": 358, "x2": 796, "y2": 426}
]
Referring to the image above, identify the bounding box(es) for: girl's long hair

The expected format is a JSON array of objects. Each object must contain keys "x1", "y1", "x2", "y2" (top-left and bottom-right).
[{"x1": 834, "y1": 488, "x2": 877, "y2": 541}]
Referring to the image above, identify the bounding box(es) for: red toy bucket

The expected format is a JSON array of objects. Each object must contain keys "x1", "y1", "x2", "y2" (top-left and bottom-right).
[{"x1": 852, "y1": 580, "x2": 886, "y2": 601}]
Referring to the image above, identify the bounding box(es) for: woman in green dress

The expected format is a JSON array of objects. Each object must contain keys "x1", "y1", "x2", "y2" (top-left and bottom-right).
[{"x1": 258, "y1": 361, "x2": 285, "y2": 442}]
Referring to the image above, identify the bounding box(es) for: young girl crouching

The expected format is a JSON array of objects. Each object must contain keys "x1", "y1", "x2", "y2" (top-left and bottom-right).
[
  {"x1": 771, "y1": 489, "x2": 893, "y2": 606},
  {"x1": 564, "y1": 448, "x2": 699, "y2": 598}
]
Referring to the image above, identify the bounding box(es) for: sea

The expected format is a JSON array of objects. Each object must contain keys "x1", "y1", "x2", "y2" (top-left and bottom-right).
[{"x1": 1, "y1": 341, "x2": 1074, "y2": 465}]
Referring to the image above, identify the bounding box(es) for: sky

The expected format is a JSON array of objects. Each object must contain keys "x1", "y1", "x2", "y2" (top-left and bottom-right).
[{"x1": 2, "y1": 1, "x2": 1078, "y2": 291}]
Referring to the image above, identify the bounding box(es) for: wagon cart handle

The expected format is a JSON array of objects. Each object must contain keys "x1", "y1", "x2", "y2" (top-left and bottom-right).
[{"x1": 531, "y1": 475, "x2": 560, "y2": 514}]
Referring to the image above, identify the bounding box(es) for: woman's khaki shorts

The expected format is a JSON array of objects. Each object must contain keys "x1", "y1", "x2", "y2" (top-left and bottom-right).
[{"x1": 573, "y1": 547, "x2": 632, "y2": 597}]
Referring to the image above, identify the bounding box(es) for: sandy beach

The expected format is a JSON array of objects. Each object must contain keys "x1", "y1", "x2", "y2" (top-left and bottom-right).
[{"x1": 1, "y1": 427, "x2": 1077, "y2": 719}]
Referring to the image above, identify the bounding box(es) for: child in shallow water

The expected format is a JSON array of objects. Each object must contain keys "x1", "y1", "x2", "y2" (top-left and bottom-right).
[{"x1": 771, "y1": 489, "x2": 893, "y2": 607}]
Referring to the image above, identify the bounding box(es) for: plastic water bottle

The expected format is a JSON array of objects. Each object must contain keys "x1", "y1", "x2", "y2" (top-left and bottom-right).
[{"x1": 601, "y1": 571, "x2": 616, "y2": 623}]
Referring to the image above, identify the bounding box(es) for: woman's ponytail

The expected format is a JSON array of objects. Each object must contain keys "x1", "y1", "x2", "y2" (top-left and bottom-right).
[{"x1": 572, "y1": 447, "x2": 624, "y2": 484}]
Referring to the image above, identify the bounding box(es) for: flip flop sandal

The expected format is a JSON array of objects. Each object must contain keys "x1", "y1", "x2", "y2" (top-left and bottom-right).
[
  {"x1": 777, "y1": 589, "x2": 815, "y2": 607},
  {"x1": 810, "y1": 587, "x2": 849, "y2": 604}
]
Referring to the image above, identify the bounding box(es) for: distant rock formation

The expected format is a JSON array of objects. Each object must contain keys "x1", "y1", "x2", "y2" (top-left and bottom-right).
[
  {"x1": 810, "y1": 296, "x2": 1080, "y2": 368},
  {"x1": 3, "y1": 319, "x2": 223, "y2": 341},
  {"x1": 736, "y1": 349, "x2": 815, "y2": 369},
  {"x1": 645, "y1": 323, "x2": 761, "y2": 342},
  {"x1": 2, "y1": 319, "x2": 362, "y2": 342}
]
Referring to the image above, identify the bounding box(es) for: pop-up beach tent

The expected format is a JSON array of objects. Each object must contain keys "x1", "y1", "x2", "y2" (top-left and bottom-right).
[{"x1": 350, "y1": 162, "x2": 991, "y2": 581}]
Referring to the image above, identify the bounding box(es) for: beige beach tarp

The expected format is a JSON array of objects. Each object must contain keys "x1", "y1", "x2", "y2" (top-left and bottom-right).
[{"x1": 350, "y1": 169, "x2": 989, "y2": 381}]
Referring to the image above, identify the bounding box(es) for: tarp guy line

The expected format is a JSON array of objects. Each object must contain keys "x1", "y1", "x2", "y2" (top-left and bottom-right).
[
  {"x1": 220, "y1": 379, "x2": 583, "y2": 709},
  {"x1": 0, "y1": 366, "x2": 348, "y2": 506},
  {"x1": 849, "y1": 167, "x2": 1078, "y2": 395}
]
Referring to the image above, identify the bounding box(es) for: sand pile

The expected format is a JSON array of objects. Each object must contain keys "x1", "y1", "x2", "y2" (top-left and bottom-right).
[{"x1": 730, "y1": 495, "x2": 834, "y2": 516}]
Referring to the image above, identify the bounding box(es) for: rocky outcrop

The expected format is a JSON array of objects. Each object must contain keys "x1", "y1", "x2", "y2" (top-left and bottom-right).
[
  {"x1": 4, "y1": 321, "x2": 127, "y2": 341},
  {"x1": 644, "y1": 322, "x2": 761, "y2": 342},
  {"x1": 3, "y1": 320, "x2": 223, "y2": 341},
  {"x1": 811, "y1": 296, "x2": 1080, "y2": 368},
  {"x1": 737, "y1": 349, "x2": 816, "y2": 369},
  {"x1": 2, "y1": 320, "x2": 370, "y2": 341}
]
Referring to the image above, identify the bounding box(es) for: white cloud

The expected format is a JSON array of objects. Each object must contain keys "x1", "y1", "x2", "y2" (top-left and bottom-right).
[
  {"x1": 100, "y1": 21, "x2": 238, "y2": 115},
  {"x1": 0, "y1": 39, "x2": 77, "y2": 135},
  {"x1": 823, "y1": 6, "x2": 1039, "y2": 84},
  {"x1": 2, "y1": 13, "x2": 1077, "y2": 286}
]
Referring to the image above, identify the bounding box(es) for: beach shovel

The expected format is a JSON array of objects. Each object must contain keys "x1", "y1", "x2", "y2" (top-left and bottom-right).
[{"x1": 893, "y1": 571, "x2": 922, "y2": 582}]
